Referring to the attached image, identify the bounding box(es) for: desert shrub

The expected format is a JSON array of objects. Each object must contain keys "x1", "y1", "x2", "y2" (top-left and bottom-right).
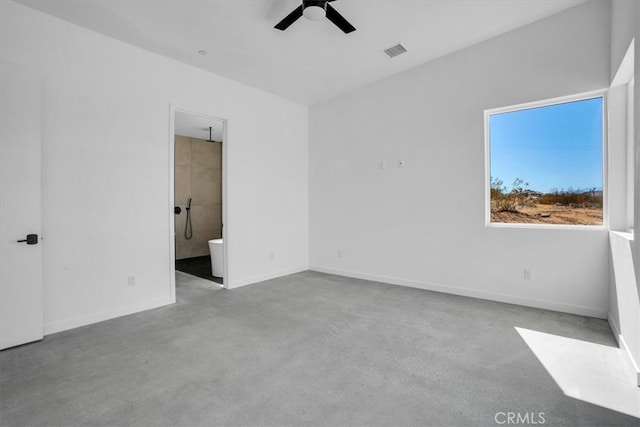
[
  {"x1": 492, "y1": 178, "x2": 603, "y2": 211},
  {"x1": 491, "y1": 177, "x2": 529, "y2": 212},
  {"x1": 490, "y1": 177, "x2": 505, "y2": 199},
  {"x1": 538, "y1": 188, "x2": 602, "y2": 208}
]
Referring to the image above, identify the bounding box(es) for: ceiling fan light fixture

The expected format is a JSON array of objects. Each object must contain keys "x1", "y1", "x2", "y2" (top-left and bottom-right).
[
  {"x1": 275, "y1": 0, "x2": 355, "y2": 33},
  {"x1": 303, "y1": 5, "x2": 326, "y2": 21}
]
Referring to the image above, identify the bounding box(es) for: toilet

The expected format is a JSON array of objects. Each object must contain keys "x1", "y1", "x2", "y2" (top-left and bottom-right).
[{"x1": 208, "y1": 238, "x2": 224, "y2": 278}]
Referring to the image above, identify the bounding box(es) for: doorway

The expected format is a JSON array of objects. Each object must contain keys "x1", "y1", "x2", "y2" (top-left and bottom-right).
[{"x1": 170, "y1": 107, "x2": 227, "y2": 295}]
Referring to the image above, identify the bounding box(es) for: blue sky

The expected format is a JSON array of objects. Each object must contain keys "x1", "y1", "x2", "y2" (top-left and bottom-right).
[{"x1": 489, "y1": 97, "x2": 603, "y2": 194}]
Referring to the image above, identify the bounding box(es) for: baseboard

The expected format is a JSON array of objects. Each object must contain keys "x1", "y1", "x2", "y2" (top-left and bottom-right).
[
  {"x1": 43, "y1": 266, "x2": 308, "y2": 334},
  {"x1": 608, "y1": 313, "x2": 640, "y2": 387},
  {"x1": 228, "y1": 266, "x2": 309, "y2": 289},
  {"x1": 309, "y1": 265, "x2": 608, "y2": 319},
  {"x1": 43, "y1": 296, "x2": 175, "y2": 335}
]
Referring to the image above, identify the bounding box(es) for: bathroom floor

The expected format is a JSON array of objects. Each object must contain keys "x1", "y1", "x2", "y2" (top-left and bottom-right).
[{"x1": 175, "y1": 256, "x2": 223, "y2": 284}]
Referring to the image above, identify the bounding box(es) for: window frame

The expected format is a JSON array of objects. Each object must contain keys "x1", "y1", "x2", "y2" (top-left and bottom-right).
[{"x1": 484, "y1": 90, "x2": 608, "y2": 230}]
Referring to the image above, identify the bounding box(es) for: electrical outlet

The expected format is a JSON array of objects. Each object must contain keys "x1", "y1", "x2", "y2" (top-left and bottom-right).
[
  {"x1": 397, "y1": 160, "x2": 404, "y2": 168},
  {"x1": 127, "y1": 276, "x2": 136, "y2": 287},
  {"x1": 337, "y1": 250, "x2": 343, "y2": 258},
  {"x1": 270, "y1": 251, "x2": 275, "y2": 261},
  {"x1": 523, "y1": 269, "x2": 532, "y2": 281}
]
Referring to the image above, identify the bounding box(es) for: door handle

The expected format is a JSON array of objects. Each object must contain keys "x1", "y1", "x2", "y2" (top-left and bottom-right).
[{"x1": 17, "y1": 234, "x2": 38, "y2": 245}]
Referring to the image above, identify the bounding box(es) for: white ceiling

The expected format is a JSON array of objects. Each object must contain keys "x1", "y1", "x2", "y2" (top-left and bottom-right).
[
  {"x1": 16, "y1": 0, "x2": 586, "y2": 105},
  {"x1": 175, "y1": 111, "x2": 224, "y2": 141}
]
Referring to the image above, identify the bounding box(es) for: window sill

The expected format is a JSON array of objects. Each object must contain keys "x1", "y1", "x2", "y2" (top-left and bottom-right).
[
  {"x1": 486, "y1": 222, "x2": 607, "y2": 231},
  {"x1": 610, "y1": 229, "x2": 634, "y2": 241}
]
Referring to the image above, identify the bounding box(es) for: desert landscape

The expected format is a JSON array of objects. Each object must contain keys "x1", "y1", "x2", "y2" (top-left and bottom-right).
[
  {"x1": 490, "y1": 177, "x2": 603, "y2": 225},
  {"x1": 491, "y1": 203, "x2": 603, "y2": 225}
]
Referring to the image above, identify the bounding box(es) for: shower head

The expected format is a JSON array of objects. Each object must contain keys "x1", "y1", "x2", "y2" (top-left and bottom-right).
[{"x1": 205, "y1": 126, "x2": 221, "y2": 143}]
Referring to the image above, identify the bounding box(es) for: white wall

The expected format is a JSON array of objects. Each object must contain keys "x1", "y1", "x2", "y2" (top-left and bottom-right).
[
  {"x1": 609, "y1": 0, "x2": 638, "y2": 302},
  {"x1": 309, "y1": 0, "x2": 611, "y2": 317},
  {"x1": 608, "y1": 0, "x2": 640, "y2": 385},
  {"x1": 611, "y1": 0, "x2": 638, "y2": 82},
  {"x1": 611, "y1": 0, "x2": 640, "y2": 284},
  {"x1": 636, "y1": 0, "x2": 640, "y2": 289},
  {"x1": 0, "y1": 0, "x2": 309, "y2": 334},
  {"x1": 608, "y1": 83, "x2": 630, "y2": 232},
  {"x1": 609, "y1": 232, "x2": 640, "y2": 385},
  {"x1": 610, "y1": 0, "x2": 639, "y2": 261}
]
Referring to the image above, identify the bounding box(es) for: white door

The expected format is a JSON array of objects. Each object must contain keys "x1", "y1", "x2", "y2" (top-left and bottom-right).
[{"x1": 0, "y1": 62, "x2": 43, "y2": 349}]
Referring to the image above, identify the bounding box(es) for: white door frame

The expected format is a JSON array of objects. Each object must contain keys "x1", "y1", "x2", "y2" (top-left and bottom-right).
[{"x1": 169, "y1": 102, "x2": 230, "y2": 299}]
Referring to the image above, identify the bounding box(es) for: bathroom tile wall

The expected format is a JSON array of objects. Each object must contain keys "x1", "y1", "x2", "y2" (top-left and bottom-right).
[{"x1": 175, "y1": 135, "x2": 222, "y2": 259}]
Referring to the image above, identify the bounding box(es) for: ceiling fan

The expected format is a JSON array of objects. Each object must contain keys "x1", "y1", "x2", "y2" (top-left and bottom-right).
[{"x1": 274, "y1": 0, "x2": 356, "y2": 34}]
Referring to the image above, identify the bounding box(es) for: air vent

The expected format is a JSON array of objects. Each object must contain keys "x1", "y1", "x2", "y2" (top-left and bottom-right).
[{"x1": 384, "y1": 43, "x2": 407, "y2": 58}]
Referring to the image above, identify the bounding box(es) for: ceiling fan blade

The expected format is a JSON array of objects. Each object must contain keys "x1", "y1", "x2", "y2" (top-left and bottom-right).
[
  {"x1": 326, "y1": 4, "x2": 356, "y2": 34},
  {"x1": 274, "y1": 5, "x2": 304, "y2": 31}
]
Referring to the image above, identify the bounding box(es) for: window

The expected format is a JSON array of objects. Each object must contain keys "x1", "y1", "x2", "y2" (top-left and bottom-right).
[{"x1": 485, "y1": 93, "x2": 605, "y2": 227}]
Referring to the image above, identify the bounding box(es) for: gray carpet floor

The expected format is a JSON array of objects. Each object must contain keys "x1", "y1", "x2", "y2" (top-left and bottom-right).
[{"x1": 0, "y1": 271, "x2": 637, "y2": 426}]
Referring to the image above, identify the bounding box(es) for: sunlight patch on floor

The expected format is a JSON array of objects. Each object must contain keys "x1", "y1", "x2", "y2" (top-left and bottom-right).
[{"x1": 516, "y1": 327, "x2": 640, "y2": 418}]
